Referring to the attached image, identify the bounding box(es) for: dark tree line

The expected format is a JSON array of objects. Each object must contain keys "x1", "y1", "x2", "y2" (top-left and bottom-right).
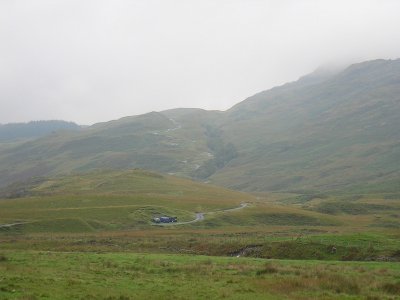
[{"x1": 0, "y1": 120, "x2": 80, "y2": 142}]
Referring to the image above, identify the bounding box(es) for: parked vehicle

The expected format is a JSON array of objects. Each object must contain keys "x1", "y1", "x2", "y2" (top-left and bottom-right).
[{"x1": 152, "y1": 216, "x2": 177, "y2": 223}]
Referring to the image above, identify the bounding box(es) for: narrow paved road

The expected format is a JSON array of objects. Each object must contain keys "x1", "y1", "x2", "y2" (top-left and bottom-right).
[
  {"x1": 172, "y1": 212, "x2": 205, "y2": 225},
  {"x1": 153, "y1": 202, "x2": 248, "y2": 226}
]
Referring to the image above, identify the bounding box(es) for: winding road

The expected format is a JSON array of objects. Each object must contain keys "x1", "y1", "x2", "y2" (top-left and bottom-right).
[
  {"x1": 0, "y1": 203, "x2": 249, "y2": 229},
  {"x1": 154, "y1": 202, "x2": 249, "y2": 226}
]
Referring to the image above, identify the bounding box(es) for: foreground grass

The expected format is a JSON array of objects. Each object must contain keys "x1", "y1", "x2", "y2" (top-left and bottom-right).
[{"x1": 0, "y1": 251, "x2": 400, "y2": 300}]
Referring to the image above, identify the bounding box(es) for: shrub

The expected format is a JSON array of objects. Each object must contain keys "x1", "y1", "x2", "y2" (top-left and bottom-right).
[
  {"x1": 381, "y1": 282, "x2": 400, "y2": 294},
  {"x1": 256, "y1": 263, "x2": 279, "y2": 275}
]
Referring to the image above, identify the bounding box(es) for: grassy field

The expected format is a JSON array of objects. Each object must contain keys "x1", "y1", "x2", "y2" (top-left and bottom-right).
[
  {"x1": 1, "y1": 170, "x2": 400, "y2": 299},
  {"x1": 1, "y1": 251, "x2": 400, "y2": 300},
  {"x1": 1, "y1": 170, "x2": 400, "y2": 260}
]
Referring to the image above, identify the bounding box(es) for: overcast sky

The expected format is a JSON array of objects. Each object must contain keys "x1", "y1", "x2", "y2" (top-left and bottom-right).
[{"x1": 1, "y1": 0, "x2": 400, "y2": 125}]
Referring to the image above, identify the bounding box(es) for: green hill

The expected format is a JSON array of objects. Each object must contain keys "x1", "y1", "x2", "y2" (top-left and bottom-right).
[
  {"x1": 0, "y1": 59, "x2": 399, "y2": 193},
  {"x1": 0, "y1": 169, "x2": 254, "y2": 232},
  {"x1": 0, "y1": 111, "x2": 213, "y2": 187}
]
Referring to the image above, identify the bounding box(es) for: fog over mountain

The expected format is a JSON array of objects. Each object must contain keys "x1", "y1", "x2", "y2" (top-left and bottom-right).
[{"x1": 1, "y1": 0, "x2": 400, "y2": 124}]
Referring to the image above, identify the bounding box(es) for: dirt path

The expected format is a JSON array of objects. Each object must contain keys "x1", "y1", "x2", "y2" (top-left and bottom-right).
[{"x1": 216, "y1": 202, "x2": 248, "y2": 212}]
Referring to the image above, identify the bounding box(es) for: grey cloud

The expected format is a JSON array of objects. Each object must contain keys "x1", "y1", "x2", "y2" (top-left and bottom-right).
[{"x1": 1, "y1": 0, "x2": 400, "y2": 124}]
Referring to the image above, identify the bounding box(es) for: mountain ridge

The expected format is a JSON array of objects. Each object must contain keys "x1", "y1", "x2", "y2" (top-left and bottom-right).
[{"x1": 0, "y1": 58, "x2": 399, "y2": 193}]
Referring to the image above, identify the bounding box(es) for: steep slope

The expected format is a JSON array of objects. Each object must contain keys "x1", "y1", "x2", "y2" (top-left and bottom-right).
[{"x1": 211, "y1": 59, "x2": 400, "y2": 192}]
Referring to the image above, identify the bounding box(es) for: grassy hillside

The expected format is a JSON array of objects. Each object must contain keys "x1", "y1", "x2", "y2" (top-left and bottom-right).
[
  {"x1": 0, "y1": 111, "x2": 215, "y2": 188},
  {"x1": 212, "y1": 59, "x2": 400, "y2": 192},
  {"x1": 0, "y1": 169, "x2": 253, "y2": 232},
  {"x1": 1, "y1": 169, "x2": 399, "y2": 262},
  {"x1": 0, "y1": 59, "x2": 399, "y2": 193}
]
